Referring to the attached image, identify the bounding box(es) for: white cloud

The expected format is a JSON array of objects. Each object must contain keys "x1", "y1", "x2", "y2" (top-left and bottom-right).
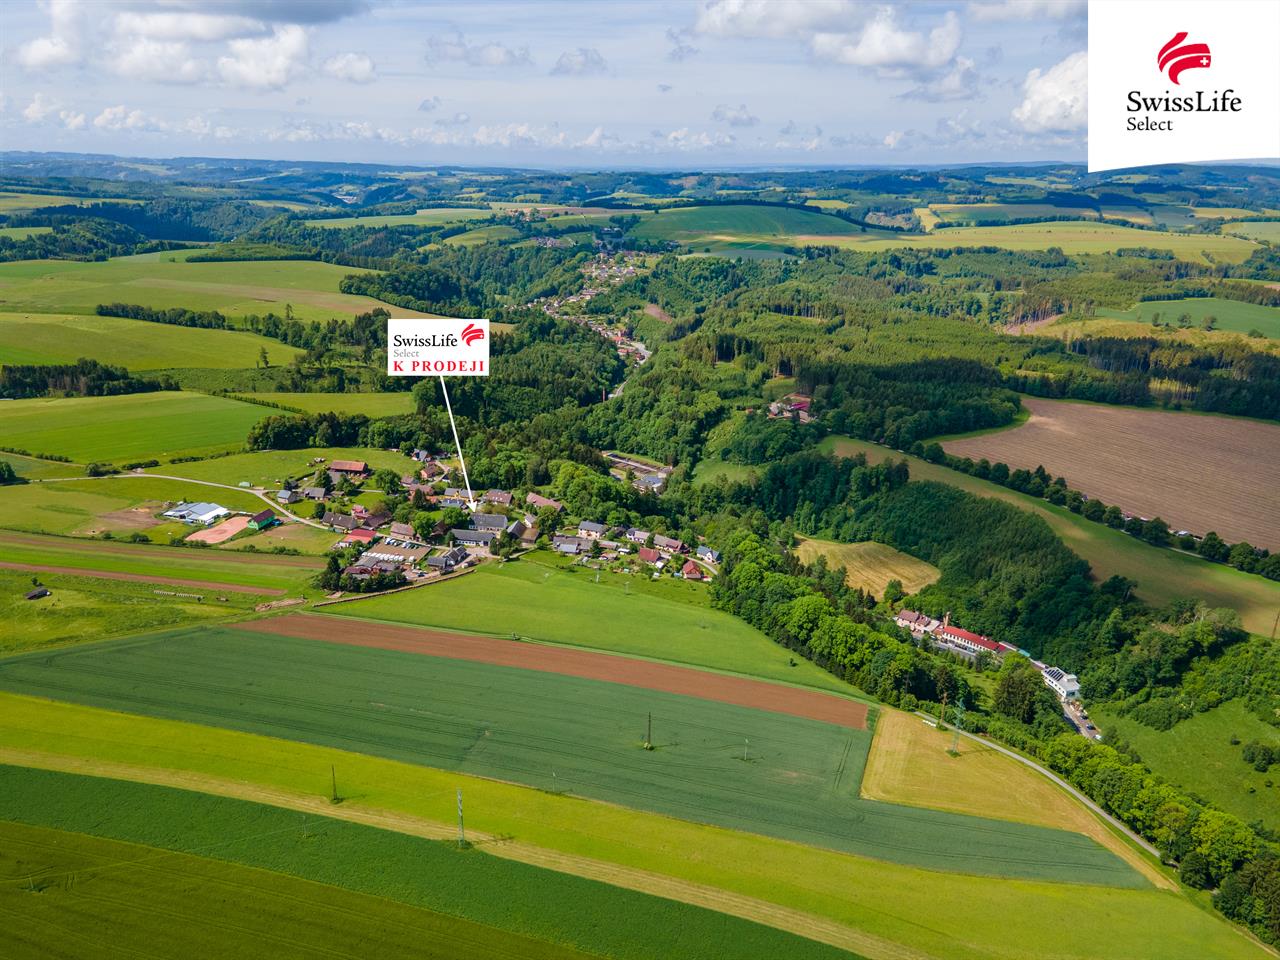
[
  {"x1": 323, "y1": 52, "x2": 376, "y2": 83},
  {"x1": 217, "y1": 24, "x2": 309, "y2": 89},
  {"x1": 969, "y1": 0, "x2": 1085, "y2": 22},
  {"x1": 93, "y1": 105, "x2": 154, "y2": 131},
  {"x1": 664, "y1": 127, "x2": 737, "y2": 150},
  {"x1": 812, "y1": 10, "x2": 960, "y2": 71},
  {"x1": 550, "y1": 48, "x2": 608, "y2": 76},
  {"x1": 883, "y1": 129, "x2": 904, "y2": 148},
  {"x1": 16, "y1": 0, "x2": 84, "y2": 70},
  {"x1": 112, "y1": 11, "x2": 263, "y2": 42},
  {"x1": 695, "y1": 0, "x2": 856, "y2": 39},
  {"x1": 427, "y1": 34, "x2": 531, "y2": 68},
  {"x1": 665, "y1": 27, "x2": 698, "y2": 62},
  {"x1": 22, "y1": 93, "x2": 58, "y2": 122},
  {"x1": 711, "y1": 103, "x2": 759, "y2": 127},
  {"x1": 112, "y1": 38, "x2": 205, "y2": 84},
  {"x1": 903, "y1": 56, "x2": 979, "y2": 102},
  {"x1": 1012, "y1": 50, "x2": 1086, "y2": 132},
  {"x1": 417, "y1": 96, "x2": 441, "y2": 112}
]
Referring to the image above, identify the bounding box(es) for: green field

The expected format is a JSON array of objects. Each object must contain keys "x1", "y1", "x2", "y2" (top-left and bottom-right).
[
  {"x1": 0, "y1": 820, "x2": 600, "y2": 960},
  {"x1": 304, "y1": 208, "x2": 495, "y2": 229},
  {"x1": 0, "y1": 452, "x2": 82, "y2": 480},
  {"x1": 1, "y1": 693, "x2": 1258, "y2": 960},
  {"x1": 0, "y1": 226, "x2": 53, "y2": 240},
  {"x1": 630, "y1": 204, "x2": 863, "y2": 246},
  {"x1": 0, "y1": 569, "x2": 250, "y2": 653},
  {"x1": 157, "y1": 446, "x2": 420, "y2": 487},
  {"x1": 0, "y1": 250, "x2": 412, "y2": 322},
  {"x1": 1223, "y1": 220, "x2": 1280, "y2": 242},
  {"x1": 1095, "y1": 297, "x2": 1280, "y2": 339},
  {"x1": 445, "y1": 224, "x2": 521, "y2": 246},
  {"x1": 239, "y1": 391, "x2": 417, "y2": 416},
  {"x1": 0, "y1": 191, "x2": 142, "y2": 213},
  {"x1": 820, "y1": 437, "x2": 1280, "y2": 635},
  {"x1": 0, "y1": 391, "x2": 266, "y2": 462},
  {"x1": 1094, "y1": 701, "x2": 1280, "y2": 833},
  {"x1": 0, "y1": 766, "x2": 848, "y2": 960},
  {"x1": 0, "y1": 624, "x2": 1138, "y2": 886},
  {"x1": 0, "y1": 311, "x2": 306, "y2": 367},
  {"x1": 0, "y1": 530, "x2": 319, "y2": 595},
  {"x1": 333, "y1": 559, "x2": 847, "y2": 692}
]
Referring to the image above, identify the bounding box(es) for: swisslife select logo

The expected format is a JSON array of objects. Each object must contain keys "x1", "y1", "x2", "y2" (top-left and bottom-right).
[
  {"x1": 387, "y1": 317, "x2": 490, "y2": 377},
  {"x1": 1088, "y1": 0, "x2": 1280, "y2": 172}
]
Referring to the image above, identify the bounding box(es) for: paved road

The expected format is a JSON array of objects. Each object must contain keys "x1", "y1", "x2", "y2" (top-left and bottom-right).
[
  {"x1": 916, "y1": 711, "x2": 1163, "y2": 860},
  {"x1": 33, "y1": 472, "x2": 330, "y2": 530}
]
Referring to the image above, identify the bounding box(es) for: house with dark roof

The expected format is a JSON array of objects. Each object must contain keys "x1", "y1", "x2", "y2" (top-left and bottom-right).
[
  {"x1": 577, "y1": 520, "x2": 606, "y2": 539},
  {"x1": 472, "y1": 513, "x2": 508, "y2": 532},
  {"x1": 322, "y1": 511, "x2": 359, "y2": 532},
  {"x1": 696, "y1": 545, "x2": 720, "y2": 564},
  {"x1": 247, "y1": 509, "x2": 277, "y2": 531},
  {"x1": 624, "y1": 527, "x2": 650, "y2": 544},
  {"x1": 302, "y1": 486, "x2": 327, "y2": 501},
  {"x1": 427, "y1": 546, "x2": 470, "y2": 571},
  {"x1": 653, "y1": 534, "x2": 685, "y2": 554},
  {"x1": 451, "y1": 528, "x2": 497, "y2": 548},
  {"x1": 276, "y1": 488, "x2": 300, "y2": 504},
  {"x1": 552, "y1": 535, "x2": 590, "y2": 555},
  {"x1": 388, "y1": 522, "x2": 420, "y2": 543}
]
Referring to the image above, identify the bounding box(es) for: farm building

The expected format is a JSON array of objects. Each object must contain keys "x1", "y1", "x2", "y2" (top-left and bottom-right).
[
  {"x1": 162, "y1": 502, "x2": 230, "y2": 526},
  {"x1": 526, "y1": 492, "x2": 564, "y2": 512},
  {"x1": 934, "y1": 618, "x2": 1001, "y2": 656},
  {"x1": 361, "y1": 543, "x2": 430, "y2": 565},
  {"x1": 329, "y1": 460, "x2": 368, "y2": 476},
  {"x1": 336, "y1": 528, "x2": 377, "y2": 548},
  {"x1": 427, "y1": 546, "x2": 469, "y2": 571},
  {"x1": 552, "y1": 534, "x2": 590, "y2": 555},
  {"x1": 276, "y1": 489, "x2": 300, "y2": 504},
  {"x1": 472, "y1": 513, "x2": 508, "y2": 532},
  {"x1": 247, "y1": 510, "x2": 277, "y2": 531},
  {"x1": 323, "y1": 511, "x2": 359, "y2": 532},
  {"x1": 302, "y1": 486, "x2": 327, "y2": 501},
  {"x1": 452, "y1": 528, "x2": 497, "y2": 548}
]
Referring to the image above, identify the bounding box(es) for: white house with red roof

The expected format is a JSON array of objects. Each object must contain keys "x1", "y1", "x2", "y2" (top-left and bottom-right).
[{"x1": 934, "y1": 615, "x2": 1001, "y2": 655}]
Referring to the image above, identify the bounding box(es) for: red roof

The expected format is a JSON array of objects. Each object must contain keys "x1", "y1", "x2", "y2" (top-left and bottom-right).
[
  {"x1": 681, "y1": 560, "x2": 703, "y2": 579},
  {"x1": 940, "y1": 625, "x2": 1000, "y2": 651},
  {"x1": 343, "y1": 528, "x2": 376, "y2": 543},
  {"x1": 638, "y1": 547, "x2": 660, "y2": 564},
  {"x1": 330, "y1": 460, "x2": 367, "y2": 473}
]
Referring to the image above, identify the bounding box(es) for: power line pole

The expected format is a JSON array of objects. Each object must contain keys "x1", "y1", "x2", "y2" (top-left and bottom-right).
[
  {"x1": 644, "y1": 712, "x2": 653, "y2": 750},
  {"x1": 456, "y1": 788, "x2": 465, "y2": 848},
  {"x1": 949, "y1": 697, "x2": 966, "y2": 756},
  {"x1": 330, "y1": 765, "x2": 337, "y2": 803}
]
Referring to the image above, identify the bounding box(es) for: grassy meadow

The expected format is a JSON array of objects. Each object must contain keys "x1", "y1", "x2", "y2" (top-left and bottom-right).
[
  {"x1": 304, "y1": 207, "x2": 495, "y2": 228},
  {"x1": 0, "y1": 391, "x2": 266, "y2": 462},
  {"x1": 332, "y1": 558, "x2": 848, "y2": 691},
  {"x1": 630, "y1": 204, "x2": 863, "y2": 245},
  {"x1": 0, "y1": 225, "x2": 53, "y2": 240},
  {"x1": 239, "y1": 391, "x2": 417, "y2": 416},
  {"x1": 1093, "y1": 701, "x2": 1280, "y2": 833},
  {"x1": 0, "y1": 250, "x2": 415, "y2": 322},
  {"x1": 1094, "y1": 297, "x2": 1280, "y2": 340},
  {"x1": 820, "y1": 436, "x2": 1280, "y2": 634},
  {"x1": 0, "y1": 191, "x2": 142, "y2": 213},
  {"x1": 158, "y1": 446, "x2": 420, "y2": 487},
  {"x1": 1223, "y1": 220, "x2": 1280, "y2": 242},
  {"x1": 0, "y1": 311, "x2": 306, "y2": 368},
  {"x1": 0, "y1": 693, "x2": 1262, "y2": 960},
  {"x1": 793, "y1": 538, "x2": 941, "y2": 598},
  {"x1": 0, "y1": 766, "x2": 847, "y2": 960}
]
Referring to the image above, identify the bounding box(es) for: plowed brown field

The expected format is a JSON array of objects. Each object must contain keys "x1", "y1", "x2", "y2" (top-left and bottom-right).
[
  {"x1": 236, "y1": 614, "x2": 870, "y2": 729},
  {"x1": 943, "y1": 397, "x2": 1280, "y2": 549}
]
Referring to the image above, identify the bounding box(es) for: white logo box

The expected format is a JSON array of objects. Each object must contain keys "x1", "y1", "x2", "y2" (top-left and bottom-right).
[{"x1": 386, "y1": 317, "x2": 490, "y2": 377}]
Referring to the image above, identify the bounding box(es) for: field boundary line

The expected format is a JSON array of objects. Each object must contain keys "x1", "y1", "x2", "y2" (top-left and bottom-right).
[
  {"x1": 310, "y1": 567, "x2": 475, "y2": 606},
  {"x1": 0, "y1": 560, "x2": 285, "y2": 596},
  {"x1": 0, "y1": 747, "x2": 930, "y2": 960}
]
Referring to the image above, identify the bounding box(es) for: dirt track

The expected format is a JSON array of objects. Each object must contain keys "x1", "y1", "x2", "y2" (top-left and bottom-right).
[
  {"x1": 0, "y1": 561, "x2": 284, "y2": 596},
  {"x1": 944, "y1": 396, "x2": 1280, "y2": 548},
  {"x1": 236, "y1": 614, "x2": 870, "y2": 730}
]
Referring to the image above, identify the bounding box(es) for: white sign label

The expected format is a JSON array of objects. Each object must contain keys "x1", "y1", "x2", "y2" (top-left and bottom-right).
[
  {"x1": 386, "y1": 318, "x2": 490, "y2": 377},
  {"x1": 1088, "y1": 0, "x2": 1280, "y2": 172}
]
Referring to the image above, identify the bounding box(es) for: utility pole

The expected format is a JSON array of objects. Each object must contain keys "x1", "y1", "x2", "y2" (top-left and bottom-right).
[
  {"x1": 644, "y1": 712, "x2": 653, "y2": 750},
  {"x1": 456, "y1": 788, "x2": 465, "y2": 848},
  {"x1": 949, "y1": 698, "x2": 966, "y2": 756},
  {"x1": 743, "y1": 738, "x2": 749, "y2": 762},
  {"x1": 938, "y1": 689, "x2": 949, "y2": 731},
  {"x1": 330, "y1": 765, "x2": 337, "y2": 803}
]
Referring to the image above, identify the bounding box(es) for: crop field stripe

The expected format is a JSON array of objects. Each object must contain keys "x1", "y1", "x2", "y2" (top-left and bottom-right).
[
  {"x1": 0, "y1": 530, "x2": 321, "y2": 568},
  {"x1": 0, "y1": 627, "x2": 1140, "y2": 886},
  {"x1": 0, "y1": 694, "x2": 1260, "y2": 960},
  {"x1": 240, "y1": 613, "x2": 870, "y2": 729},
  {"x1": 0, "y1": 560, "x2": 285, "y2": 595},
  {"x1": 0, "y1": 765, "x2": 861, "y2": 960}
]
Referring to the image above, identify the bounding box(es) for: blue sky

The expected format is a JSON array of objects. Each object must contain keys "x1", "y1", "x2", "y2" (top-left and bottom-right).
[{"x1": 1, "y1": 1, "x2": 1089, "y2": 167}]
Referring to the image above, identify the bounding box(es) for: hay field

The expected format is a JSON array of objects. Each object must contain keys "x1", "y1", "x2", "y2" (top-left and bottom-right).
[
  {"x1": 239, "y1": 391, "x2": 417, "y2": 416},
  {"x1": 0, "y1": 250, "x2": 429, "y2": 322},
  {"x1": 794, "y1": 538, "x2": 940, "y2": 598},
  {"x1": 1094, "y1": 297, "x2": 1280, "y2": 339},
  {"x1": 1223, "y1": 220, "x2": 1280, "y2": 242},
  {"x1": 942, "y1": 397, "x2": 1280, "y2": 549},
  {"x1": 0, "y1": 312, "x2": 305, "y2": 368},
  {"x1": 0, "y1": 191, "x2": 142, "y2": 213},
  {"x1": 304, "y1": 207, "x2": 495, "y2": 228}
]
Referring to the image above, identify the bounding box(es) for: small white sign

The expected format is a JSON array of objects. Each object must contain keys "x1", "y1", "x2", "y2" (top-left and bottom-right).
[
  {"x1": 386, "y1": 317, "x2": 490, "y2": 377},
  {"x1": 1088, "y1": 0, "x2": 1280, "y2": 172}
]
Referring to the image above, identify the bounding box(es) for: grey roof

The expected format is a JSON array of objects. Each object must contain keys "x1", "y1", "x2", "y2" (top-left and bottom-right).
[
  {"x1": 451, "y1": 528, "x2": 496, "y2": 544},
  {"x1": 578, "y1": 520, "x2": 606, "y2": 534},
  {"x1": 472, "y1": 513, "x2": 508, "y2": 530}
]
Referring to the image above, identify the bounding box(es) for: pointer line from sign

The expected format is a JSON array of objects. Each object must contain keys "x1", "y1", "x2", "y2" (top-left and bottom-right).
[{"x1": 439, "y1": 375, "x2": 477, "y2": 511}]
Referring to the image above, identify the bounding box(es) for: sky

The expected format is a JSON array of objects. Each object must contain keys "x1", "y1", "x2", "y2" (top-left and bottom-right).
[{"x1": 0, "y1": 0, "x2": 1091, "y2": 168}]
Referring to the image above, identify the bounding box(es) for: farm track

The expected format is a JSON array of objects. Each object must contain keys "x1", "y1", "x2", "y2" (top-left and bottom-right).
[
  {"x1": 0, "y1": 746, "x2": 922, "y2": 960},
  {"x1": 943, "y1": 397, "x2": 1280, "y2": 549},
  {"x1": 235, "y1": 614, "x2": 871, "y2": 730},
  {"x1": 0, "y1": 561, "x2": 285, "y2": 596},
  {"x1": 0, "y1": 530, "x2": 322, "y2": 568}
]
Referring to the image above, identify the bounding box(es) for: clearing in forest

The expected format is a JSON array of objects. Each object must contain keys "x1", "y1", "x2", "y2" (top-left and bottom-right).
[{"x1": 794, "y1": 538, "x2": 940, "y2": 598}]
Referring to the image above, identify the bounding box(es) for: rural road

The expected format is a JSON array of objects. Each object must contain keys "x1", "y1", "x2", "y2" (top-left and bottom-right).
[
  {"x1": 34, "y1": 472, "x2": 330, "y2": 529},
  {"x1": 918, "y1": 712, "x2": 1163, "y2": 860}
]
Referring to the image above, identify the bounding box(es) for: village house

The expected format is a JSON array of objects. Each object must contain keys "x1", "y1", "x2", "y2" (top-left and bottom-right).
[
  {"x1": 472, "y1": 513, "x2": 508, "y2": 532},
  {"x1": 635, "y1": 474, "x2": 666, "y2": 493},
  {"x1": 578, "y1": 520, "x2": 606, "y2": 539},
  {"x1": 638, "y1": 546, "x2": 661, "y2": 566},
  {"x1": 302, "y1": 486, "x2": 327, "y2": 501},
  {"x1": 322, "y1": 511, "x2": 360, "y2": 532},
  {"x1": 696, "y1": 545, "x2": 720, "y2": 564},
  {"x1": 388, "y1": 522, "x2": 421, "y2": 544},
  {"x1": 427, "y1": 545, "x2": 469, "y2": 572},
  {"x1": 680, "y1": 560, "x2": 704, "y2": 580},
  {"x1": 420, "y1": 462, "x2": 445, "y2": 480},
  {"x1": 653, "y1": 534, "x2": 685, "y2": 554},
  {"x1": 624, "y1": 527, "x2": 650, "y2": 544},
  {"x1": 342, "y1": 558, "x2": 401, "y2": 580},
  {"x1": 336, "y1": 528, "x2": 377, "y2": 549},
  {"x1": 247, "y1": 509, "x2": 277, "y2": 531},
  {"x1": 451, "y1": 528, "x2": 497, "y2": 548},
  {"x1": 484, "y1": 489, "x2": 513, "y2": 507},
  {"x1": 553, "y1": 534, "x2": 590, "y2": 555},
  {"x1": 276, "y1": 488, "x2": 300, "y2": 504},
  {"x1": 438, "y1": 497, "x2": 470, "y2": 508},
  {"x1": 526, "y1": 492, "x2": 564, "y2": 512},
  {"x1": 1042, "y1": 667, "x2": 1081, "y2": 701},
  {"x1": 162, "y1": 502, "x2": 230, "y2": 526}
]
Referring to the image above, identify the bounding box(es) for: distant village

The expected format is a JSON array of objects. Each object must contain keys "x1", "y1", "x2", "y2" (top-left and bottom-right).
[{"x1": 530, "y1": 252, "x2": 651, "y2": 369}]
